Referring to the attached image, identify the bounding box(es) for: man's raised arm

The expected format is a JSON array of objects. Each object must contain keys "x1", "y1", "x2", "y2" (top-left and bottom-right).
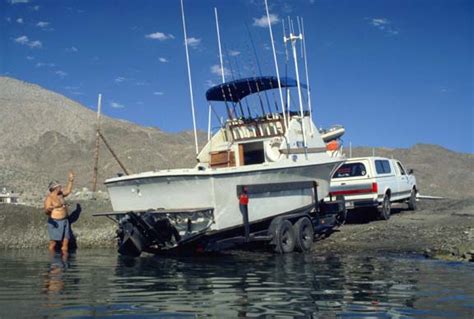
[{"x1": 63, "y1": 171, "x2": 75, "y2": 197}]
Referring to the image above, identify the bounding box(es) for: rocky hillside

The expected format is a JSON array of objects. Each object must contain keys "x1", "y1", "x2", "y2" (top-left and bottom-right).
[
  {"x1": 0, "y1": 76, "x2": 202, "y2": 203},
  {"x1": 0, "y1": 76, "x2": 472, "y2": 203}
]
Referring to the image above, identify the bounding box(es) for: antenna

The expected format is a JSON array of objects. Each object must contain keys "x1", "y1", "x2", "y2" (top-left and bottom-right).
[
  {"x1": 300, "y1": 17, "x2": 313, "y2": 135},
  {"x1": 264, "y1": 0, "x2": 287, "y2": 130},
  {"x1": 92, "y1": 93, "x2": 102, "y2": 192},
  {"x1": 180, "y1": 0, "x2": 199, "y2": 155},
  {"x1": 284, "y1": 18, "x2": 307, "y2": 148},
  {"x1": 214, "y1": 8, "x2": 226, "y2": 83}
]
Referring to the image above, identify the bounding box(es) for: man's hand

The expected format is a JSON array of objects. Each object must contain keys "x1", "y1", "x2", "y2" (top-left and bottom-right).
[{"x1": 68, "y1": 171, "x2": 75, "y2": 182}]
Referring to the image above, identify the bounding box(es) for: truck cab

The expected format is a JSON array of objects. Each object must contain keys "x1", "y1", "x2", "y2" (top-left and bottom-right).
[{"x1": 328, "y1": 157, "x2": 417, "y2": 220}]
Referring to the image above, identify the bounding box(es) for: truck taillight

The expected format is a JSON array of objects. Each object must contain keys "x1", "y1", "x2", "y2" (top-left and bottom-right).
[{"x1": 372, "y1": 182, "x2": 378, "y2": 193}]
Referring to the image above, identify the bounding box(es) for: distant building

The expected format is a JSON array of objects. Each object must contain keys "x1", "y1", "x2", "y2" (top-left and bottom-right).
[{"x1": 0, "y1": 187, "x2": 20, "y2": 204}]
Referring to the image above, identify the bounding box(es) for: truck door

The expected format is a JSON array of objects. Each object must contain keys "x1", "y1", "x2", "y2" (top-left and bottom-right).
[{"x1": 395, "y1": 161, "x2": 410, "y2": 199}]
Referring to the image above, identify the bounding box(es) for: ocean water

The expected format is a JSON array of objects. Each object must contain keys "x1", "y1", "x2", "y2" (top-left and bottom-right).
[{"x1": 0, "y1": 249, "x2": 472, "y2": 318}]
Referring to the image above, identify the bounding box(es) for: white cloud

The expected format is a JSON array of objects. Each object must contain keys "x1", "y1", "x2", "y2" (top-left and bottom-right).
[
  {"x1": 26, "y1": 56, "x2": 34, "y2": 60},
  {"x1": 145, "y1": 32, "x2": 175, "y2": 41},
  {"x1": 205, "y1": 79, "x2": 216, "y2": 88},
  {"x1": 210, "y1": 64, "x2": 230, "y2": 77},
  {"x1": 114, "y1": 76, "x2": 126, "y2": 83},
  {"x1": 35, "y1": 62, "x2": 55, "y2": 68},
  {"x1": 158, "y1": 57, "x2": 169, "y2": 63},
  {"x1": 228, "y1": 50, "x2": 240, "y2": 56},
  {"x1": 65, "y1": 46, "x2": 78, "y2": 52},
  {"x1": 253, "y1": 14, "x2": 279, "y2": 28},
  {"x1": 5, "y1": 17, "x2": 12, "y2": 23},
  {"x1": 153, "y1": 91, "x2": 164, "y2": 96},
  {"x1": 36, "y1": 21, "x2": 49, "y2": 28},
  {"x1": 16, "y1": 18, "x2": 23, "y2": 24},
  {"x1": 55, "y1": 70, "x2": 67, "y2": 78},
  {"x1": 30, "y1": 5, "x2": 40, "y2": 11},
  {"x1": 110, "y1": 101, "x2": 125, "y2": 109},
  {"x1": 14, "y1": 35, "x2": 42, "y2": 48},
  {"x1": 369, "y1": 18, "x2": 399, "y2": 35},
  {"x1": 185, "y1": 37, "x2": 201, "y2": 47},
  {"x1": 8, "y1": 0, "x2": 29, "y2": 4},
  {"x1": 371, "y1": 18, "x2": 389, "y2": 27}
]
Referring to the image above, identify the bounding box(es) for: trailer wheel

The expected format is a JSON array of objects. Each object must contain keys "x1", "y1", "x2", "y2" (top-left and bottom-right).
[
  {"x1": 379, "y1": 194, "x2": 391, "y2": 220},
  {"x1": 273, "y1": 220, "x2": 296, "y2": 254},
  {"x1": 408, "y1": 188, "x2": 417, "y2": 211},
  {"x1": 293, "y1": 217, "x2": 314, "y2": 252}
]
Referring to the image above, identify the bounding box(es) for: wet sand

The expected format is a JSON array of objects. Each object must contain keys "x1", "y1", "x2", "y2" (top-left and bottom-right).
[{"x1": 1, "y1": 198, "x2": 473, "y2": 262}]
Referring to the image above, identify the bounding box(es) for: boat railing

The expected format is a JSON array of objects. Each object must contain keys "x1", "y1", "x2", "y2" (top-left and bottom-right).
[{"x1": 226, "y1": 115, "x2": 285, "y2": 142}]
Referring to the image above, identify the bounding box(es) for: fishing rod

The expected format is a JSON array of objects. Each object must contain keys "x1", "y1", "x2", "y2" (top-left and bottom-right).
[{"x1": 245, "y1": 23, "x2": 272, "y2": 115}]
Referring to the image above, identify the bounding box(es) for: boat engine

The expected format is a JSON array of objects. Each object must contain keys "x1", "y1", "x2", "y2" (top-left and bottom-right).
[{"x1": 116, "y1": 212, "x2": 181, "y2": 257}]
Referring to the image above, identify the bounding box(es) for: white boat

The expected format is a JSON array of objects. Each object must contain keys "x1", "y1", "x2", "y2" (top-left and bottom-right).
[
  {"x1": 97, "y1": 2, "x2": 346, "y2": 256},
  {"x1": 101, "y1": 76, "x2": 345, "y2": 255}
]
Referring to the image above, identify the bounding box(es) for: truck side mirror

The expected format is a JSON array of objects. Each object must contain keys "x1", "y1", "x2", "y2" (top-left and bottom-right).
[{"x1": 408, "y1": 169, "x2": 414, "y2": 175}]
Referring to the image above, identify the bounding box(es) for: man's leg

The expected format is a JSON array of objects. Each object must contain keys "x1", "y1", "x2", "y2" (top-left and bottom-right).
[
  {"x1": 61, "y1": 239, "x2": 69, "y2": 254},
  {"x1": 48, "y1": 240, "x2": 56, "y2": 253}
]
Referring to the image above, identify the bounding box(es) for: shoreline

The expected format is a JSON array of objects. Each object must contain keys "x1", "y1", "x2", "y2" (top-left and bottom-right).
[{"x1": 1, "y1": 198, "x2": 473, "y2": 262}]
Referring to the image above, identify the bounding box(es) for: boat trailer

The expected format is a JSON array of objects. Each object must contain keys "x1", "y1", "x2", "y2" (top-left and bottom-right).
[{"x1": 93, "y1": 181, "x2": 346, "y2": 257}]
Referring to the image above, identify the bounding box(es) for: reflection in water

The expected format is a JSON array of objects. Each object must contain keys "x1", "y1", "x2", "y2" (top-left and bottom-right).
[{"x1": 0, "y1": 249, "x2": 472, "y2": 318}]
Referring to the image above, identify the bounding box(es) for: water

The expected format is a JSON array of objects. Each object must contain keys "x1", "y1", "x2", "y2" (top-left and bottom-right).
[{"x1": 0, "y1": 249, "x2": 472, "y2": 318}]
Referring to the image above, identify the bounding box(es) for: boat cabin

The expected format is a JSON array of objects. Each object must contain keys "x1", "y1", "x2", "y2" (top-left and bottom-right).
[{"x1": 197, "y1": 76, "x2": 323, "y2": 168}]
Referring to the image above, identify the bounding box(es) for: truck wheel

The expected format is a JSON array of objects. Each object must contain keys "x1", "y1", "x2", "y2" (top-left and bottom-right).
[
  {"x1": 273, "y1": 220, "x2": 296, "y2": 254},
  {"x1": 408, "y1": 189, "x2": 417, "y2": 211},
  {"x1": 293, "y1": 217, "x2": 314, "y2": 252},
  {"x1": 379, "y1": 194, "x2": 391, "y2": 220}
]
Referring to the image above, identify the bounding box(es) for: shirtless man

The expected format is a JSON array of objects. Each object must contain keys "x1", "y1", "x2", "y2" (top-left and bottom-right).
[{"x1": 43, "y1": 171, "x2": 75, "y2": 254}]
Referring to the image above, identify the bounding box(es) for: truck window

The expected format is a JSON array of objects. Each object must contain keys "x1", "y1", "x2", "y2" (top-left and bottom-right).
[
  {"x1": 375, "y1": 160, "x2": 391, "y2": 174},
  {"x1": 397, "y1": 162, "x2": 406, "y2": 175},
  {"x1": 333, "y1": 163, "x2": 367, "y2": 178}
]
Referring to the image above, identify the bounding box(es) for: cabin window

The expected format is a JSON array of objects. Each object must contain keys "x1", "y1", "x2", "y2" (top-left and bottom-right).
[
  {"x1": 333, "y1": 163, "x2": 367, "y2": 178},
  {"x1": 240, "y1": 142, "x2": 265, "y2": 165},
  {"x1": 375, "y1": 160, "x2": 391, "y2": 174}
]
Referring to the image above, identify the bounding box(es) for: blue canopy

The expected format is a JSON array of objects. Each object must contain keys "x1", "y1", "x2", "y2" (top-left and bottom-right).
[{"x1": 206, "y1": 76, "x2": 307, "y2": 102}]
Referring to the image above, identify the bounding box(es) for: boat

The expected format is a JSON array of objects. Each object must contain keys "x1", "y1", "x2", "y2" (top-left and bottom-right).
[
  {"x1": 99, "y1": 76, "x2": 346, "y2": 256},
  {"x1": 94, "y1": 1, "x2": 347, "y2": 256}
]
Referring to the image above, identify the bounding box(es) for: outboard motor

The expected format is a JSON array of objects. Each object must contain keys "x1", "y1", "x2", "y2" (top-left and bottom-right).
[{"x1": 117, "y1": 212, "x2": 181, "y2": 257}]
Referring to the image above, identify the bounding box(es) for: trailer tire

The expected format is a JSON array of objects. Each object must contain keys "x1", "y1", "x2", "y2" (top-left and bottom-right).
[
  {"x1": 408, "y1": 188, "x2": 417, "y2": 211},
  {"x1": 379, "y1": 194, "x2": 391, "y2": 220},
  {"x1": 293, "y1": 217, "x2": 314, "y2": 252},
  {"x1": 273, "y1": 220, "x2": 296, "y2": 254}
]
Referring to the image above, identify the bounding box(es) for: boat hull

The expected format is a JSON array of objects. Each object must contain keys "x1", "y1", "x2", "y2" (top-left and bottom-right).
[{"x1": 106, "y1": 161, "x2": 342, "y2": 232}]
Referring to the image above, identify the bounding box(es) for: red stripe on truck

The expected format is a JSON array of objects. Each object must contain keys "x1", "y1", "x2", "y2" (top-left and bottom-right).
[{"x1": 330, "y1": 182, "x2": 378, "y2": 196}]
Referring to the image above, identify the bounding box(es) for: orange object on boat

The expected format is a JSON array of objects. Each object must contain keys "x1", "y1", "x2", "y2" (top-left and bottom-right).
[{"x1": 326, "y1": 140, "x2": 340, "y2": 151}]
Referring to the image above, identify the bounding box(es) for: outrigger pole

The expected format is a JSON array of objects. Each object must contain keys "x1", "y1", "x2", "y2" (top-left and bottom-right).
[
  {"x1": 284, "y1": 18, "x2": 307, "y2": 148},
  {"x1": 300, "y1": 17, "x2": 314, "y2": 135},
  {"x1": 180, "y1": 0, "x2": 199, "y2": 155},
  {"x1": 264, "y1": 0, "x2": 288, "y2": 131},
  {"x1": 214, "y1": 8, "x2": 225, "y2": 83}
]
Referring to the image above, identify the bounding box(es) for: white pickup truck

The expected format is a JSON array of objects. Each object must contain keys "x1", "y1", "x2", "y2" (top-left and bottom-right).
[{"x1": 328, "y1": 157, "x2": 417, "y2": 220}]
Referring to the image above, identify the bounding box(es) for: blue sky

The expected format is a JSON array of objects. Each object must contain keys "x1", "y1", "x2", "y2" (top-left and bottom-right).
[{"x1": 1, "y1": 0, "x2": 472, "y2": 153}]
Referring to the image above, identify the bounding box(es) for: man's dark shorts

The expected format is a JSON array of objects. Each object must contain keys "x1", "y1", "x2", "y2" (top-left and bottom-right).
[{"x1": 47, "y1": 218, "x2": 71, "y2": 241}]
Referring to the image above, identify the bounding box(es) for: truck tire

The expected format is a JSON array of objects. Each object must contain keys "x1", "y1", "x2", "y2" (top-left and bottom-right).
[
  {"x1": 379, "y1": 194, "x2": 391, "y2": 220},
  {"x1": 293, "y1": 217, "x2": 314, "y2": 252},
  {"x1": 273, "y1": 220, "x2": 296, "y2": 254},
  {"x1": 408, "y1": 188, "x2": 417, "y2": 211}
]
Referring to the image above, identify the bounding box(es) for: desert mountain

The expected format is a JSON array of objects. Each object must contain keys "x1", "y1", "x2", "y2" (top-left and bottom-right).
[
  {"x1": 0, "y1": 76, "x2": 201, "y2": 201},
  {"x1": 0, "y1": 76, "x2": 472, "y2": 203}
]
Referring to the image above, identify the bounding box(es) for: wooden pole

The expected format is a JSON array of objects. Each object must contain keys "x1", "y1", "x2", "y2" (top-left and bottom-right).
[
  {"x1": 99, "y1": 131, "x2": 131, "y2": 176},
  {"x1": 92, "y1": 94, "x2": 102, "y2": 192}
]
